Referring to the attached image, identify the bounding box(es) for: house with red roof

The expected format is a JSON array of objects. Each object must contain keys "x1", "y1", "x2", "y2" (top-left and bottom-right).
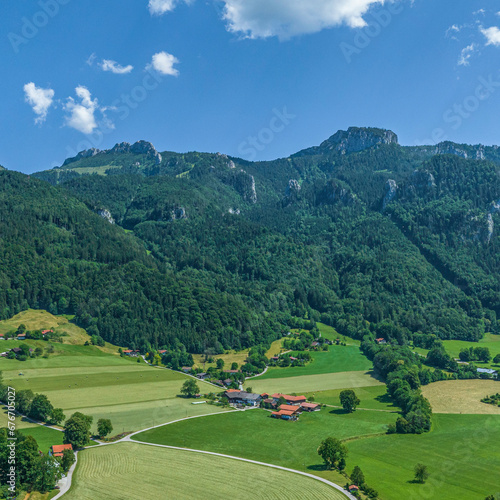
[{"x1": 50, "y1": 444, "x2": 73, "y2": 457}]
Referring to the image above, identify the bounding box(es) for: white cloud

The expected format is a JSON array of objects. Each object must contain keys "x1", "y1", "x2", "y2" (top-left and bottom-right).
[
  {"x1": 458, "y1": 43, "x2": 477, "y2": 66},
  {"x1": 221, "y1": 0, "x2": 390, "y2": 39},
  {"x1": 147, "y1": 51, "x2": 180, "y2": 76},
  {"x1": 148, "y1": 0, "x2": 193, "y2": 15},
  {"x1": 23, "y1": 82, "x2": 55, "y2": 124},
  {"x1": 100, "y1": 59, "x2": 134, "y2": 74},
  {"x1": 64, "y1": 86, "x2": 103, "y2": 134},
  {"x1": 481, "y1": 26, "x2": 500, "y2": 46},
  {"x1": 86, "y1": 53, "x2": 97, "y2": 66}
]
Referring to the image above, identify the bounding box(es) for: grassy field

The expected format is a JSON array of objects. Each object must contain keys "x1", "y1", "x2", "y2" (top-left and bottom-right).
[
  {"x1": 250, "y1": 370, "x2": 383, "y2": 395},
  {"x1": 443, "y1": 333, "x2": 500, "y2": 369},
  {"x1": 257, "y1": 345, "x2": 373, "y2": 381},
  {"x1": 135, "y1": 409, "x2": 500, "y2": 500},
  {"x1": 0, "y1": 309, "x2": 120, "y2": 353},
  {"x1": 1, "y1": 356, "x2": 228, "y2": 433},
  {"x1": 65, "y1": 442, "x2": 348, "y2": 500},
  {"x1": 347, "y1": 414, "x2": 500, "y2": 500},
  {"x1": 303, "y1": 385, "x2": 399, "y2": 412},
  {"x1": 414, "y1": 333, "x2": 500, "y2": 370},
  {"x1": 134, "y1": 408, "x2": 396, "y2": 480},
  {"x1": 192, "y1": 349, "x2": 250, "y2": 371},
  {"x1": 422, "y1": 379, "x2": 500, "y2": 415}
]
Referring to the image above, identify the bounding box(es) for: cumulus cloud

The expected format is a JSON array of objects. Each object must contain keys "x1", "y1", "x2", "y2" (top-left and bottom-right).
[
  {"x1": 481, "y1": 26, "x2": 500, "y2": 46},
  {"x1": 23, "y1": 82, "x2": 55, "y2": 124},
  {"x1": 100, "y1": 59, "x2": 134, "y2": 74},
  {"x1": 64, "y1": 86, "x2": 104, "y2": 134},
  {"x1": 458, "y1": 43, "x2": 478, "y2": 66},
  {"x1": 148, "y1": 0, "x2": 193, "y2": 15},
  {"x1": 221, "y1": 0, "x2": 389, "y2": 39},
  {"x1": 147, "y1": 51, "x2": 180, "y2": 76}
]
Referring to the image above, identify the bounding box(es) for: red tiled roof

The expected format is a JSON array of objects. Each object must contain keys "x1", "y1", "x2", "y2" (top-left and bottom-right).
[
  {"x1": 285, "y1": 395, "x2": 306, "y2": 402},
  {"x1": 261, "y1": 393, "x2": 269, "y2": 397},
  {"x1": 123, "y1": 350, "x2": 133, "y2": 353},
  {"x1": 226, "y1": 389, "x2": 239, "y2": 393},
  {"x1": 349, "y1": 485, "x2": 359, "y2": 491},
  {"x1": 52, "y1": 444, "x2": 73, "y2": 457},
  {"x1": 279, "y1": 405, "x2": 301, "y2": 412},
  {"x1": 42, "y1": 330, "x2": 53, "y2": 334}
]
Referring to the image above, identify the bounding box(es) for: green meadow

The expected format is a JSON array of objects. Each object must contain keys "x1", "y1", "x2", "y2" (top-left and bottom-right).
[
  {"x1": 1, "y1": 356, "x2": 228, "y2": 433},
  {"x1": 258, "y1": 345, "x2": 373, "y2": 380},
  {"x1": 303, "y1": 385, "x2": 399, "y2": 412},
  {"x1": 136, "y1": 409, "x2": 500, "y2": 500},
  {"x1": 65, "y1": 442, "x2": 348, "y2": 500},
  {"x1": 413, "y1": 333, "x2": 500, "y2": 370},
  {"x1": 347, "y1": 414, "x2": 500, "y2": 500},
  {"x1": 135, "y1": 407, "x2": 396, "y2": 477},
  {"x1": 249, "y1": 370, "x2": 383, "y2": 395}
]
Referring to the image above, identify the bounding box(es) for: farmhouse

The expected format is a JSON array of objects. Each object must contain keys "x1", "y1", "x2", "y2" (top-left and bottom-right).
[
  {"x1": 50, "y1": 444, "x2": 73, "y2": 457},
  {"x1": 123, "y1": 350, "x2": 139, "y2": 357},
  {"x1": 158, "y1": 350, "x2": 167, "y2": 355},
  {"x1": 196, "y1": 373, "x2": 208, "y2": 380},
  {"x1": 0, "y1": 334, "x2": 4, "y2": 340},
  {"x1": 271, "y1": 409, "x2": 299, "y2": 421},
  {"x1": 16, "y1": 334, "x2": 26, "y2": 340},
  {"x1": 278, "y1": 404, "x2": 301, "y2": 415},
  {"x1": 224, "y1": 390, "x2": 261, "y2": 407},
  {"x1": 349, "y1": 485, "x2": 360, "y2": 493},
  {"x1": 181, "y1": 367, "x2": 192, "y2": 373},
  {"x1": 376, "y1": 338, "x2": 387, "y2": 345},
  {"x1": 41, "y1": 330, "x2": 53, "y2": 336}
]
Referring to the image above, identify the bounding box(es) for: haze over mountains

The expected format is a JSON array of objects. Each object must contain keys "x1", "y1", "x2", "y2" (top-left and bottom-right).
[{"x1": 1, "y1": 127, "x2": 499, "y2": 353}]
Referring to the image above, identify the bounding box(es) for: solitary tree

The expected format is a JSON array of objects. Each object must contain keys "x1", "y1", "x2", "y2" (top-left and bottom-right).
[
  {"x1": 245, "y1": 387, "x2": 253, "y2": 393},
  {"x1": 351, "y1": 466, "x2": 365, "y2": 487},
  {"x1": 180, "y1": 379, "x2": 200, "y2": 398},
  {"x1": 340, "y1": 389, "x2": 360, "y2": 413},
  {"x1": 414, "y1": 463, "x2": 430, "y2": 483},
  {"x1": 97, "y1": 418, "x2": 113, "y2": 439},
  {"x1": 64, "y1": 412, "x2": 93, "y2": 449},
  {"x1": 317, "y1": 437, "x2": 348, "y2": 470},
  {"x1": 216, "y1": 358, "x2": 225, "y2": 370},
  {"x1": 231, "y1": 362, "x2": 238, "y2": 371}
]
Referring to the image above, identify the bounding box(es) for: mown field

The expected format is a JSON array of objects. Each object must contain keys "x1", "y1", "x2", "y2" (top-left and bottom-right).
[
  {"x1": 1, "y1": 354, "x2": 228, "y2": 433},
  {"x1": 134, "y1": 407, "x2": 396, "y2": 477},
  {"x1": 347, "y1": 414, "x2": 500, "y2": 500},
  {"x1": 422, "y1": 379, "x2": 500, "y2": 415},
  {"x1": 0, "y1": 311, "x2": 230, "y2": 434},
  {"x1": 64, "y1": 442, "x2": 348, "y2": 500}
]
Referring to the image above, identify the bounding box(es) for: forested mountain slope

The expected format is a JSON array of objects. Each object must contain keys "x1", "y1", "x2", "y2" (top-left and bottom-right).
[{"x1": 0, "y1": 126, "x2": 494, "y2": 351}]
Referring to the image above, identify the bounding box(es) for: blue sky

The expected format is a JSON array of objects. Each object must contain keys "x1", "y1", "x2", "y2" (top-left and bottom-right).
[{"x1": 2, "y1": 0, "x2": 500, "y2": 174}]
